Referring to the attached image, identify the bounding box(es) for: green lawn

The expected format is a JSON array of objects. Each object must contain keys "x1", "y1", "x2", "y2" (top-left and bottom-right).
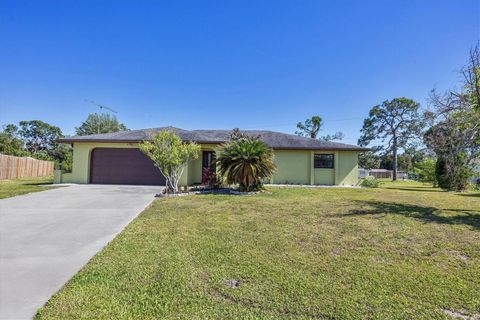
[
  {"x1": 36, "y1": 181, "x2": 480, "y2": 319},
  {"x1": 0, "y1": 176, "x2": 54, "y2": 199}
]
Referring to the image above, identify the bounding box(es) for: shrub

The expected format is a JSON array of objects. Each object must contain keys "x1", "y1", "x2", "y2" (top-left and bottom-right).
[
  {"x1": 359, "y1": 176, "x2": 382, "y2": 188},
  {"x1": 216, "y1": 134, "x2": 276, "y2": 192},
  {"x1": 201, "y1": 166, "x2": 219, "y2": 189}
]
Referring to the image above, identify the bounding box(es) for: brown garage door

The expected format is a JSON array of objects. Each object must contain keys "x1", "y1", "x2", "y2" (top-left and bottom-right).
[{"x1": 90, "y1": 148, "x2": 166, "y2": 185}]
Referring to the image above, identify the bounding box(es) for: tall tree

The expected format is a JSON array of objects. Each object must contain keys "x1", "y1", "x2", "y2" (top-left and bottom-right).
[
  {"x1": 321, "y1": 132, "x2": 345, "y2": 141},
  {"x1": 358, "y1": 150, "x2": 381, "y2": 170},
  {"x1": 16, "y1": 120, "x2": 72, "y2": 170},
  {"x1": 378, "y1": 147, "x2": 426, "y2": 172},
  {"x1": 424, "y1": 44, "x2": 480, "y2": 191},
  {"x1": 463, "y1": 44, "x2": 480, "y2": 112},
  {"x1": 358, "y1": 98, "x2": 424, "y2": 180},
  {"x1": 295, "y1": 115, "x2": 344, "y2": 141},
  {"x1": 0, "y1": 124, "x2": 27, "y2": 156},
  {"x1": 75, "y1": 113, "x2": 127, "y2": 136},
  {"x1": 295, "y1": 116, "x2": 322, "y2": 138},
  {"x1": 18, "y1": 120, "x2": 62, "y2": 154}
]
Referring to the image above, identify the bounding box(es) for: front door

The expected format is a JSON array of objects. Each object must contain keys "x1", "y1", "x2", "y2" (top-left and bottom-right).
[{"x1": 202, "y1": 151, "x2": 216, "y2": 170}]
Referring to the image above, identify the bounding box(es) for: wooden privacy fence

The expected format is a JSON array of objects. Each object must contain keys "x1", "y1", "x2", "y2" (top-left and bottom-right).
[{"x1": 0, "y1": 154, "x2": 54, "y2": 180}]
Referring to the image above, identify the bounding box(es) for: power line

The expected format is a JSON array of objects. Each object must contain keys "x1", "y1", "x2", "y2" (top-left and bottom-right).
[
  {"x1": 242, "y1": 116, "x2": 364, "y2": 127},
  {"x1": 84, "y1": 99, "x2": 118, "y2": 114},
  {"x1": 239, "y1": 118, "x2": 364, "y2": 130}
]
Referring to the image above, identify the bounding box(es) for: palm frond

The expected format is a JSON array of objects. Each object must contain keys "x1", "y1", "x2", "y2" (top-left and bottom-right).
[{"x1": 216, "y1": 136, "x2": 276, "y2": 191}]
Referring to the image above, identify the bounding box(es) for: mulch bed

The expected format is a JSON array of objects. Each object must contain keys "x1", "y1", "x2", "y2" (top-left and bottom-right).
[{"x1": 155, "y1": 188, "x2": 262, "y2": 198}]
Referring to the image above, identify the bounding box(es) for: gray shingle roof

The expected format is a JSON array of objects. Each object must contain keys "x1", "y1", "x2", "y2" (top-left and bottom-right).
[{"x1": 59, "y1": 126, "x2": 369, "y2": 151}]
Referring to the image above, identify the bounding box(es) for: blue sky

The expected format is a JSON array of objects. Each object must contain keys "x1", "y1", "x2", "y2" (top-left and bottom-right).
[{"x1": 0, "y1": 1, "x2": 478, "y2": 144}]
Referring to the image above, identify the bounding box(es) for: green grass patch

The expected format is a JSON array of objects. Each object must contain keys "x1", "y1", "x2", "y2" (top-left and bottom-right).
[
  {"x1": 0, "y1": 176, "x2": 55, "y2": 199},
  {"x1": 36, "y1": 181, "x2": 480, "y2": 319}
]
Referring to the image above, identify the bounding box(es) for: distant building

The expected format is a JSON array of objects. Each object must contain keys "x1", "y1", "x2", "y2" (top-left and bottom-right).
[
  {"x1": 472, "y1": 159, "x2": 480, "y2": 184},
  {"x1": 359, "y1": 168, "x2": 407, "y2": 179}
]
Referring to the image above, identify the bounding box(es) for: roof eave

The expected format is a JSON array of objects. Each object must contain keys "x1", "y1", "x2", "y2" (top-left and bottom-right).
[
  {"x1": 272, "y1": 147, "x2": 370, "y2": 151},
  {"x1": 58, "y1": 138, "x2": 369, "y2": 151},
  {"x1": 57, "y1": 138, "x2": 139, "y2": 144}
]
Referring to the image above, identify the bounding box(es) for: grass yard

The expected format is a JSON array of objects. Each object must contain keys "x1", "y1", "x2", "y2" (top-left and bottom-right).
[
  {"x1": 0, "y1": 176, "x2": 54, "y2": 199},
  {"x1": 36, "y1": 181, "x2": 480, "y2": 319}
]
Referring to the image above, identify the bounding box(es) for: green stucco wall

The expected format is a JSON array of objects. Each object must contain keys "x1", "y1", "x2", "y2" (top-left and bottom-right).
[
  {"x1": 314, "y1": 169, "x2": 335, "y2": 185},
  {"x1": 187, "y1": 144, "x2": 217, "y2": 185},
  {"x1": 336, "y1": 151, "x2": 358, "y2": 185},
  {"x1": 272, "y1": 150, "x2": 358, "y2": 185},
  {"x1": 62, "y1": 142, "x2": 360, "y2": 186},
  {"x1": 271, "y1": 150, "x2": 311, "y2": 184}
]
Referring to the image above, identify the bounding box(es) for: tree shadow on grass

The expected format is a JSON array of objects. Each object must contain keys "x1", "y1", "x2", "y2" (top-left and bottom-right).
[
  {"x1": 344, "y1": 200, "x2": 480, "y2": 230},
  {"x1": 457, "y1": 193, "x2": 480, "y2": 198},
  {"x1": 383, "y1": 186, "x2": 446, "y2": 193},
  {"x1": 24, "y1": 182, "x2": 52, "y2": 186}
]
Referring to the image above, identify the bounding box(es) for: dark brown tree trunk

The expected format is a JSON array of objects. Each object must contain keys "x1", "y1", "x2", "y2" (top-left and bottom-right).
[{"x1": 392, "y1": 136, "x2": 398, "y2": 181}]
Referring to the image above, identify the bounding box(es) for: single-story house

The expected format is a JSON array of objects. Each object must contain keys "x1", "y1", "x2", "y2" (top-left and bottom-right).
[{"x1": 57, "y1": 127, "x2": 369, "y2": 186}]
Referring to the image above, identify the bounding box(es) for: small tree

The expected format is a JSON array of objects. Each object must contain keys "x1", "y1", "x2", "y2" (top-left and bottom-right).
[
  {"x1": 216, "y1": 134, "x2": 276, "y2": 191},
  {"x1": 76, "y1": 113, "x2": 127, "y2": 136},
  {"x1": 139, "y1": 131, "x2": 200, "y2": 193},
  {"x1": 415, "y1": 158, "x2": 437, "y2": 186},
  {"x1": 358, "y1": 98, "x2": 424, "y2": 181}
]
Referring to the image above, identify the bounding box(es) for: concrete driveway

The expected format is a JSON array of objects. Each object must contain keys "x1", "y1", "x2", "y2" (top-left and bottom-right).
[{"x1": 0, "y1": 184, "x2": 160, "y2": 320}]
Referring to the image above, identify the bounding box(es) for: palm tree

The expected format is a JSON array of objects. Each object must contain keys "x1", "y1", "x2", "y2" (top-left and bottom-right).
[{"x1": 216, "y1": 135, "x2": 276, "y2": 191}]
